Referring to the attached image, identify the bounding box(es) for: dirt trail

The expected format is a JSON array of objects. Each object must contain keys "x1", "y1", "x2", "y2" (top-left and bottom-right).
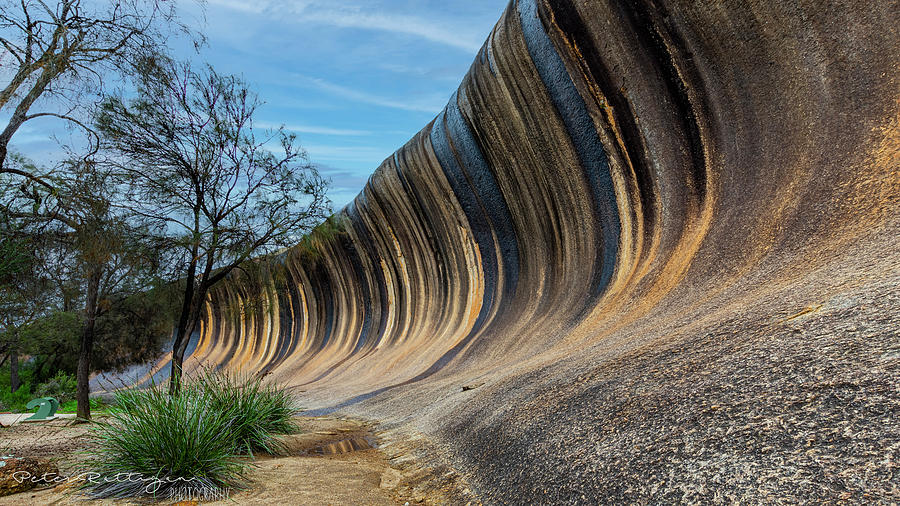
[{"x1": 0, "y1": 417, "x2": 449, "y2": 505}]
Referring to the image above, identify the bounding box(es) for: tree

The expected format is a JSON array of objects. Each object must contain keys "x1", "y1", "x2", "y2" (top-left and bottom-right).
[
  {"x1": 0, "y1": 182, "x2": 177, "y2": 408},
  {"x1": 0, "y1": 235, "x2": 41, "y2": 393},
  {"x1": 52, "y1": 160, "x2": 164, "y2": 419},
  {"x1": 0, "y1": 0, "x2": 194, "y2": 415},
  {"x1": 0, "y1": 193, "x2": 55, "y2": 393},
  {"x1": 0, "y1": 0, "x2": 185, "y2": 178},
  {"x1": 0, "y1": 0, "x2": 191, "y2": 363},
  {"x1": 2, "y1": 159, "x2": 166, "y2": 419},
  {"x1": 0, "y1": 220, "x2": 29, "y2": 284},
  {"x1": 94, "y1": 60, "x2": 330, "y2": 394}
]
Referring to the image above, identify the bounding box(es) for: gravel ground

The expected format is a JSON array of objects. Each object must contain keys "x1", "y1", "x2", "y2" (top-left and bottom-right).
[{"x1": 430, "y1": 272, "x2": 899, "y2": 504}]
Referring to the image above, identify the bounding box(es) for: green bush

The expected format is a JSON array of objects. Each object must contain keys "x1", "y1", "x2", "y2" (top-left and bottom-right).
[
  {"x1": 0, "y1": 361, "x2": 35, "y2": 412},
  {"x1": 34, "y1": 371, "x2": 77, "y2": 403},
  {"x1": 85, "y1": 383, "x2": 248, "y2": 499},
  {"x1": 84, "y1": 370, "x2": 299, "y2": 499},
  {"x1": 14, "y1": 311, "x2": 81, "y2": 383},
  {"x1": 193, "y1": 369, "x2": 300, "y2": 455},
  {"x1": 0, "y1": 385, "x2": 32, "y2": 412}
]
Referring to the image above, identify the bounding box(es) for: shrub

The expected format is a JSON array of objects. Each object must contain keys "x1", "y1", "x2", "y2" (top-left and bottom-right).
[
  {"x1": 85, "y1": 383, "x2": 249, "y2": 499},
  {"x1": 0, "y1": 381, "x2": 35, "y2": 413},
  {"x1": 84, "y1": 370, "x2": 299, "y2": 499},
  {"x1": 194, "y1": 369, "x2": 300, "y2": 455},
  {"x1": 34, "y1": 371, "x2": 77, "y2": 403},
  {"x1": 0, "y1": 360, "x2": 35, "y2": 412}
]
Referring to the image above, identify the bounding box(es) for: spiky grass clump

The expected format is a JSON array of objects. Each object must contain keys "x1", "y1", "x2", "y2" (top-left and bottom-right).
[
  {"x1": 86, "y1": 383, "x2": 248, "y2": 499},
  {"x1": 194, "y1": 369, "x2": 300, "y2": 455},
  {"x1": 84, "y1": 370, "x2": 299, "y2": 499}
]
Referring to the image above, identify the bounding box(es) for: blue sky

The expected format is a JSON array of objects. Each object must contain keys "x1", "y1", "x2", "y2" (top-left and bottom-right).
[
  {"x1": 5, "y1": 0, "x2": 509, "y2": 210},
  {"x1": 182, "y1": 0, "x2": 509, "y2": 208}
]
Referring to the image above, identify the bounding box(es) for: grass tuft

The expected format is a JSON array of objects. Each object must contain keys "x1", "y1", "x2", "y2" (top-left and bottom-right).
[
  {"x1": 194, "y1": 368, "x2": 300, "y2": 455},
  {"x1": 83, "y1": 369, "x2": 299, "y2": 499}
]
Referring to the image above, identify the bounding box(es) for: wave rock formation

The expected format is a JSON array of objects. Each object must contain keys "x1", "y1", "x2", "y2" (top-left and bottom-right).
[{"x1": 156, "y1": 0, "x2": 898, "y2": 502}]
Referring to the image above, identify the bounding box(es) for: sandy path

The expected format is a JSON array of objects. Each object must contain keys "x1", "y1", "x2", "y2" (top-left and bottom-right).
[{"x1": 0, "y1": 417, "x2": 422, "y2": 505}]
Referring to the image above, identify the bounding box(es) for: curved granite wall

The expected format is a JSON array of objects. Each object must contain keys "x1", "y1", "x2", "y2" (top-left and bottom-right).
[{"x1": 176, "y1": 0, "x2": 897, "y2": 502}]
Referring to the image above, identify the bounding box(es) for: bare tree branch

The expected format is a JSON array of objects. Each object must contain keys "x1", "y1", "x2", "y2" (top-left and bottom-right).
[
  {"x1": 93, "y1": 60, "x2": 330, "y2": 393},
  {"x1": 0, "y1": 0, "x2": 193, "y2": 181}
]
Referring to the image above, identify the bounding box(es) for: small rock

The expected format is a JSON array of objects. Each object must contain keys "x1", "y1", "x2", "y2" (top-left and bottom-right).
[
  {"x1": 880, "y1": 350, "x2": 900, "y2": 361},
  {"x1": 461, "y1": 382, "x2": 485, "y2": 392},
  {"x1": 380, "y1": 468, "x2": 402, "y2": 490},
  {"x1": 52, "y1": 473, "x2": 86, "y2": 493},
  {"x1": 0, "y1": 456, "x2": 59, "y2": 497}
]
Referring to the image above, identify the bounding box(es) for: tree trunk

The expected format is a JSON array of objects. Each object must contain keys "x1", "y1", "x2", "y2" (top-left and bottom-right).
[
  {"x1": 170, "y1": 284, "x2": 207, "y2": 395},
  {"x1": 169, "y1": 309, "x2": 199, "y2": 396},
  {"x1": 0, "y1": 65, "x2": 56, "y2": 170},
  {"x1": 169, "y1": 258, "x2": 198, "y2": 395},
  {"x1": 76, "y1": 269, "x2": 101, "y2": 421},
  {"x1": 0, "y1": 115, "x2": 23, "y2": 169},
  {"x1": 9, "y1": 348, "x2": 19, "y2": 394}
]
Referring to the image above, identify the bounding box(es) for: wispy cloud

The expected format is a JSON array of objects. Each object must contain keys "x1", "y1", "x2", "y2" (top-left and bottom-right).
[
  {"x1": 317, "y1": 166, "x2": 371, "y2": 190},
  {"x1": 207, "y1": 0, "x2": 484, "y2": 53},
  {"x1": 377, "y1": 62, "x2": 467, "y2": 82},
  {"x1": 300, "y1": 9, "x2": 482, "y2": 53},
  {"x1": 303, "y1": 144, "x2": 394, "y2": 163},
  {"x1": 204, "y1": 0, "x2": 267, "y2": 14},
  {"x1": 296, "y1": 75, "x2": 447, "y2": 114},
  {"x1": 256, "y1": 121, "x2": 371, "y2": 136}
]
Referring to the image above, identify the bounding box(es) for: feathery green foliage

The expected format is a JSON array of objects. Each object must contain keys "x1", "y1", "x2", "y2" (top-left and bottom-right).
[
  {"x1": 34, "y1": 371, "x2": 77, "y2": 403},
  {"x1": 194, "y1": 368, "x2": 300, "y2": 455},
  {"x1": 84, "y1": 370, "x2": 299, "y2": 499},
  {"x1": 87, "y1": 382, "x2": 248, "y2": 499}
]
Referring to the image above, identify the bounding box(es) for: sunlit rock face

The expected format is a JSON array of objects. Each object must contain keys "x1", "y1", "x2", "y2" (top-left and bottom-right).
[{"x1": 159, "y1": 0, "x2": 897, "y2": 501}]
